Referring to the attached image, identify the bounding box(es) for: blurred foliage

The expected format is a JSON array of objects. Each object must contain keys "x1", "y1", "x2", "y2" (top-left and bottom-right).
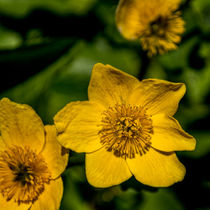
[
  {"x1": 0, "y1": 0, "x2": 210, "y2": 209},
  {"x1": 0, "y1": 0, "x2": 96, "y2": 17},
  {"x1": 0, "y1": 26, "x2": 22, "y2": 49}
]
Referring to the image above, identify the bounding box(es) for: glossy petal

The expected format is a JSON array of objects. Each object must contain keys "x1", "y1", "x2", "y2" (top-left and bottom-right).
[
  {"x1": 54, "y1": 101, "x2": 103, "y2": 153},
  {"x1": 151, "y1": 114, "x2": 196, "y2": 152},
  {"x1": 88, "y1": 63, "x2": 140, "y2": 107},
  {"x1": 127, "y1": 148, "x2": 186, "y2": 187},
  {"x1": 0, "y1": 98, "x2": 45, "y2": 152},
  {"x1": 0, "y1": 194, "x2": 30, "y2": 210},
  {"x1": 86, "y1": 147, "x2": 132, "y2": 188},
  {"x1": 0, "y1": 136, "x2": 6, "y2": 152},
  {"x1": 129, "y1": 79, "x2": 186, "y2": 116},
  {"x1": 30, "y1": 178, "x2": 63, "y2": 210},
  {"x1": 42, "y1": 125, "x2": 69, "y2": 179},
  {"x1": 53, "y1": 101, "x2": 81, "y2": 134}
]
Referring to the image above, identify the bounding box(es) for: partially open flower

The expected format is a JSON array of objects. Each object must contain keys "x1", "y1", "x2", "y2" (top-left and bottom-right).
[
  {"x1": 0, "y1": 98, "x2": 69, "y2": 210},
  {"x1": 54, "y1": 63, "x2": 196, "y2": 188},
  {"x1": 116, "y1": 0, "x2": 185, "y2": 56}
]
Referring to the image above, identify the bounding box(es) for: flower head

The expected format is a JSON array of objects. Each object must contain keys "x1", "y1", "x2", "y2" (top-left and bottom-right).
[
  {"x1": 54, "y1": 63, "x2": 196, "y2": 188},
  {"x1": 116, "y1": 0, "x2": 185, "y2": 56},
  {"x1": 0, "y1": 98, "x2": 68, "y2": 210}
]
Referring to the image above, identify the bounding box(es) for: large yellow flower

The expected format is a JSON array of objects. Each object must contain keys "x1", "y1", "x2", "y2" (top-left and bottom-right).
[
  {"x1": 54, "y1": 63, "x2": 196, "y2": 188},
  {"x1": 0, "y1": 98, "x2": 68, "y2": 210},
  {"x1": 116, "y1": 0, "x2": 185, "y2": 56}
]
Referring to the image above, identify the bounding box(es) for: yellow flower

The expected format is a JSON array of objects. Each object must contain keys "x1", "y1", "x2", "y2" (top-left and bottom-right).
[
  {"x1": 116, "y1": 0, "x2": 185, "y2": 56},
  {"x1": 0, "y1": 98, "x2": 69, "y2": 210},
  {"x1": 54, "y1": 63, "x2": 196, "y2": 188}
]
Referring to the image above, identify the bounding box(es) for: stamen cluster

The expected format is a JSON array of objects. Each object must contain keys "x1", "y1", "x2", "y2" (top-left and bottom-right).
[
  {"x1": 99, "y1": 104, "x2": 153, "y2": 159},
  {"x1": 0, "y1": 146, "x2": 51, "y2": 204},
  {"x1": 141, "y1": 11, "x2": 185, "y2": 56}
]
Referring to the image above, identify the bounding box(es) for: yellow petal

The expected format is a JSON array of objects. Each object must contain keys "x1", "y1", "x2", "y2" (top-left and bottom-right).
[
  {"x1": 42, "y1": 125, "x2": 69, "y2": 179},
  {"x1": 53, "y1": 101, "x2": 81, "y2": 134},
  {"x1": 88, "y1": 63, "x2": 140, "y2": 107},
  {"x1": 127, "y1": 148, "x2": 186, "y2": 187},
  {"x1": 129, "y1": 79, "x2": 186, "y2": 116},
  {"x1": 30, "y1": 178, "x2": 63, "y2": 210},
  {"x1": 0, "y1": 136, "x2": 6, "y2": 152},
  {"x1": 116, "y1": 0, "x2": 145, "y2": 40},
  {"x1": 86, "y1": 147, "x2": 132, "y2": 188},
  {"x1": 0, "y1": 194, "x2": 30, "y2": 210},
  {"x1": 0, "y1": 98, "x2": 45, "y2": 152},
  {"x1": 151, "y1": 114, "x2": 196, "y2": 152},
  {"x1": 54, "y1": 101, "x2": 103, "y2": 153}
]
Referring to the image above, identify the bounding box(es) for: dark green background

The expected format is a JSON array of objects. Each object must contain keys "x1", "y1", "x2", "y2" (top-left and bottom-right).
[{"x1": 0, "y1": 0, "x2": 209, "y2": 209}]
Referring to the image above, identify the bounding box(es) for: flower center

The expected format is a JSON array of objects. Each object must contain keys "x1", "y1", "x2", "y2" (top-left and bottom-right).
[
  {"x1": 0, "y1": 146, "x2": 51, "y2": 204},
  {"x1": 140, "y1": 11, "x2": 184, "y2": 56},
  {"x1": 150, "y1": 16, "x2": 168, "y2": 38},
  {"x1": 99, "y1": 104, "x2": 153, "y2": 159}
]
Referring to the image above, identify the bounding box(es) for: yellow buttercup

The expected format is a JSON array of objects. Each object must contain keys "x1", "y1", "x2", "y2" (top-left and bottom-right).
[
  {"x1": 0, "y1": 98, "x2": 68, "y2": 210},
  {"x1": 116, "y1": 0, "x2": 185, "y2": 56},
  {"x1": 54, "y1": 63, "x2": 196, "y2": 188}
]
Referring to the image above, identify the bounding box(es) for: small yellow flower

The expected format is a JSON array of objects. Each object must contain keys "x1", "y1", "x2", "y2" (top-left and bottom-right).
[
  {"x1": 0, "y1": 98, "x2": 69, "y2": 210},
  {"x1": 116, "y1": 0, "x2": 185, "y2": 56},
  {"x1": 54, "y1": 63, "x2": 196, "y2": 188}
]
